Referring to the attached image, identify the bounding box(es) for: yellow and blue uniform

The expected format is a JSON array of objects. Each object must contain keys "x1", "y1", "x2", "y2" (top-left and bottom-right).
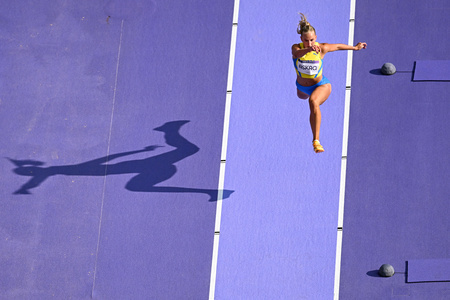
[
  {"x1": 293, "y1": 42, "x2": 323, "y2": 78},
  {"x1": 293, "y1": 42, "x2": 330, "y2": 95}
]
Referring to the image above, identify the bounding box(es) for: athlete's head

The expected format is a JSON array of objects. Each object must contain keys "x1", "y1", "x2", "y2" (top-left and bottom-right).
[{"x1": 297, "y1": 13, "x2": 317, "y2": 47}]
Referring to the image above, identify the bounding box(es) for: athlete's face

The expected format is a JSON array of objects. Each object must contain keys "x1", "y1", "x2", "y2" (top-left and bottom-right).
[{"x1": 301, "y1": 31, "x2": 317, "y2": 48}]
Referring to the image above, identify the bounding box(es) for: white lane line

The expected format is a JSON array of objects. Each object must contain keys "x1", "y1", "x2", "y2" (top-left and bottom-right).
[
  {"x1": 209, "y1": 0, "x2": 240, "y2": 298},
  {"x1": 334, "y1": 0, "x2": 356, "y2": 298},
  {"x1": 91, "y1": 19, "x2": 124, "y2": 297}
]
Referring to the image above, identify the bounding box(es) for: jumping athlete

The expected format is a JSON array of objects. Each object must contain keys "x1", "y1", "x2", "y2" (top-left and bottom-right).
[{"x1": 292, "y1": 13, "x2": 366, "y2": 153}]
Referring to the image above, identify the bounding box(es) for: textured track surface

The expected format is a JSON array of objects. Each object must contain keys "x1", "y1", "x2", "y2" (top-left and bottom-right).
[
  {"x1": 339, "y1": 0, "x2": 450, "y2": 299},
  {"x1": 0, "y1": 1, "x2": 233, "y2": 299},
  {"x1": 1, "y1": 1, "x2": 448, "y2": 299}
]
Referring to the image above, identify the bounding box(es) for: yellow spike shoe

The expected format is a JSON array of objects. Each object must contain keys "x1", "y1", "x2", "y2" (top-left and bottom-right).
[{"x1": 313, "y1": 140, "x2": 324, "y2": 153}]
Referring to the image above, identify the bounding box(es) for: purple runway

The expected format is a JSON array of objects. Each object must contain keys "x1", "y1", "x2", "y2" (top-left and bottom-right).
[
  {"x1": 1, "y1": 0, "x2": 449, "y2": 299},
  {"x1": 214, "y1": 0, "x2": 350, "y2": 299}
]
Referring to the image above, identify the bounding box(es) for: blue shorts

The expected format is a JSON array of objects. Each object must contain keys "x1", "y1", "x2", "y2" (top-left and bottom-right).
[{"x1": 296, "y1": 76, "x2": 331, "y2": 96}]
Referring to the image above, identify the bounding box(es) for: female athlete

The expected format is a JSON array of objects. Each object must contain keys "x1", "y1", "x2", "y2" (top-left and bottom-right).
[{"x1": 292, "y1": 13, "x2": 366, "y2": 153}]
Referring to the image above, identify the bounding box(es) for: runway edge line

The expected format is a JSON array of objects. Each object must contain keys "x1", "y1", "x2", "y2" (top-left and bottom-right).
[
  {"x1": 333, "y1": 0, "x2": 356, "y2": 299},
  {"x1": 209, "y1": 1, "x2": 240, "y2": 299}
]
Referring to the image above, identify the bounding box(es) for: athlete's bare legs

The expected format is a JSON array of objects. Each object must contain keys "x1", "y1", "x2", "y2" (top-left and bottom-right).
[{"x1": 308, "y1": 84, "x2": 331, "y2": 152}]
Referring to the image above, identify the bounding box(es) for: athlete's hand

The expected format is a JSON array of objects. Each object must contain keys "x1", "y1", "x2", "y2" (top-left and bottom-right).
[
  {"x1": 310, "y1": 44, "x2": 321, "y2": 53},
  {"x1": 354, "y1": 42, "x2": 367, "y2": 50}
]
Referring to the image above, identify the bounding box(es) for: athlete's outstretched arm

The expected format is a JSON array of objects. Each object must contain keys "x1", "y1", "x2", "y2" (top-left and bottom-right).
[{"x1": 320, "y1": 42, "x2": 367, "y2": 55}]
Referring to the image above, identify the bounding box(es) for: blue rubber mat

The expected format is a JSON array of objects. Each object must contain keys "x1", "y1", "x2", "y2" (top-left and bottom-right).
[
  {"x1": 413, "y1": 60, "x2": 450, "y2": 81},
  {"x1": 408, "y1": 259, "x2": 450, "y2": 283}
]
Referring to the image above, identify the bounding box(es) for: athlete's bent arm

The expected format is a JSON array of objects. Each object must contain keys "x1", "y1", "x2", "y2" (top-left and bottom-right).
[{"x1": 292, "y1": 43, "x2": 320, "y2": 58}]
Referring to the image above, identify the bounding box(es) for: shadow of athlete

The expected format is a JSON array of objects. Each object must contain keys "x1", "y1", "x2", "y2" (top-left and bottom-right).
[{"x1": 9, "y1": 120, "x2": 233, "y2": 201}]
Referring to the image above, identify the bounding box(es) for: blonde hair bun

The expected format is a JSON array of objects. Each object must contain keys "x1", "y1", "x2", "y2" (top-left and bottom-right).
[{"x1": 297, "y1": 12, "x2": 315, "y2": 35}]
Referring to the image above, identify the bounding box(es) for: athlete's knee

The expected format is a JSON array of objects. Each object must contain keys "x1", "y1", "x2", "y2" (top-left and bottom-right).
[
  {"x1": 308, "y1": 98, "x2": 321, "y2": 113},
  {"x1": 309, "y1": 92, "x2": 328, "y2": 108},
  {"x1": 308, "y1": 97, "x2": 320, "y2": 107}
]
